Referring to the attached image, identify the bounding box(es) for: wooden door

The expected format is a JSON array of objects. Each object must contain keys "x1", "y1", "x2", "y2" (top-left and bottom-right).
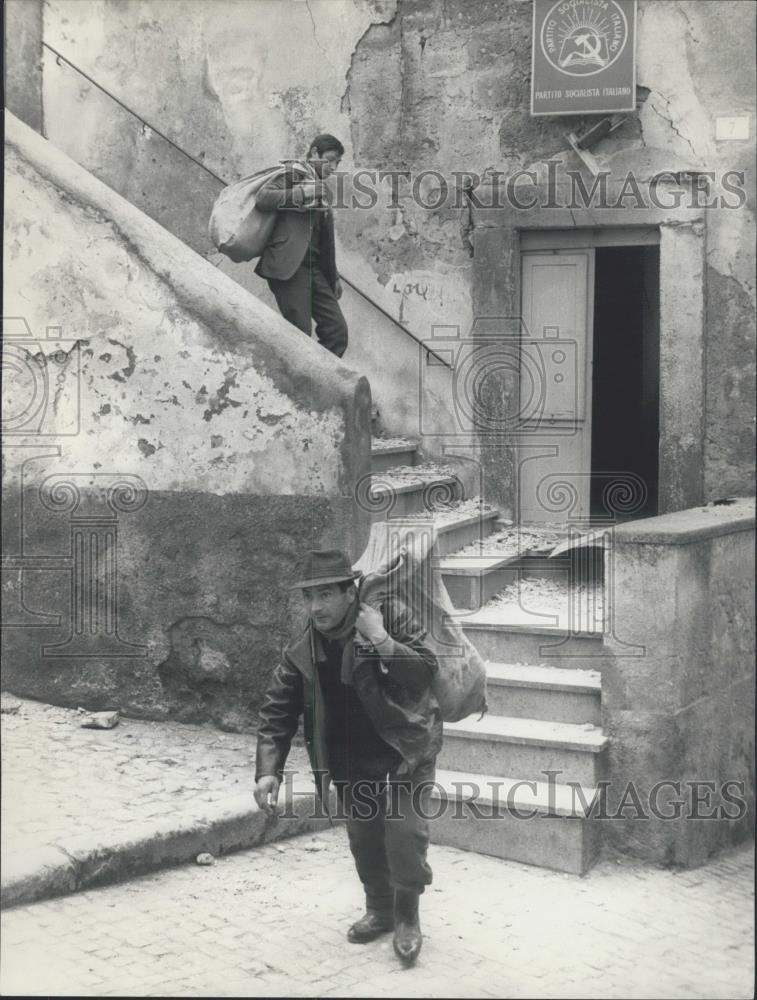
[{"x1": 518, "y1": 249, "x2": 595, "y2": 522}]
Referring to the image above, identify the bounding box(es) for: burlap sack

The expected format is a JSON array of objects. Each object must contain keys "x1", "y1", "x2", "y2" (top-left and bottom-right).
[
  {"x1": 354, "y1": 520, "x2": 488, "y2": 722},
  {"x1": 209, "y1": 161, "x2": 313, "y2": 262}
]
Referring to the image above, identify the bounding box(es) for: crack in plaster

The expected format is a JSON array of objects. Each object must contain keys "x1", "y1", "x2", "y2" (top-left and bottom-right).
[
  {"x1": 340, "y1": 1, "x2": 399, "y2": 112},
  {"x1": 51, "y1": 379, "x2": 67, "y2": 418},
  {"x1": 679, "y1": 7, "x2": 701, "y2": 45},
  {"x1": 304, "y1": 0, "x2": 338, "y2": 74},
  {"x1": 647, "y1": 93, "x2": 699, "y2": 161}
]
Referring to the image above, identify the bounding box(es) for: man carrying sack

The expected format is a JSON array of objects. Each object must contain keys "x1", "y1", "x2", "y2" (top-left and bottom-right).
[
  {"x1": 253, "y1": 134, "x2": 348, "y2": 357},
  {"x1": 253, "y1": 548, "x2": 442, "y2": 966}
]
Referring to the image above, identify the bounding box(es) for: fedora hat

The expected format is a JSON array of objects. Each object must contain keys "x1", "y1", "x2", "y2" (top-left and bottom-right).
[{"x1": 290, "y1": 549, "x2": 361, "y2": 590}]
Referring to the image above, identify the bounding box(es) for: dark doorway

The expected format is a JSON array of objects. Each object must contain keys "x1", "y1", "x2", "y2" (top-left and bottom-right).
[{"x1": 591, "y1": 245, "x2": 660, "y2": 519}]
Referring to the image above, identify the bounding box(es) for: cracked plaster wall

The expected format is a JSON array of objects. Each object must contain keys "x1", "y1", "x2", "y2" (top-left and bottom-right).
[
  {"x1": 37, "y1": 0, "x2": 755, "y2": 499},
  {"x1": 4, "y1": 129, "x2": 359, "y2": 496},
  {"x1": 2, "y1": 113, "x2": 371, "y2": 729}
]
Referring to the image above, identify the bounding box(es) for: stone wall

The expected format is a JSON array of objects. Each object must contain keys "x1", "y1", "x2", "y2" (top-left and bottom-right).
[
  {"x1": 214, "y1": 241, "x2": 473, "y2": 457},
  {"x1": 3, "y1": 0, "x2": 43, "y2": 133},
  {"x1": 33, "y1": 0, "x2": 756, "y2": 498},
  {"x1": 602, "y1": 499, "x2": 755, "y2": 864},
  {"x1": 2, "y1": 112, "x2": 371, "y2": 729}
]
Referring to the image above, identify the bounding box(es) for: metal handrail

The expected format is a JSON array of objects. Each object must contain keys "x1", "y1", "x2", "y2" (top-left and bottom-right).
[
  {"x1": 42, "y1": 42, "x2": 226, "y2": 186},
  {"x1": 41, "y1": 40, "x2": 452, "y2": 369},
  {"x1": 336, "y1": 274, "x2": 449, "y2": 366}
]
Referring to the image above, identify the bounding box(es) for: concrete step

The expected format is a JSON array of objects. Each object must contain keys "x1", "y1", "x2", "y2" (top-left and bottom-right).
[
  {"x1": 431, "y1": 507, "x2": 500, "y2": 556},
  {"x1": 439, "y1": 714, "x2": 607, "y2": 786},
  {"x1": 368, "y1": 465, "x2": 463, "y2": 519},
  {"x1": 429, "y1": 768, "x2": 601, "y2": 874},
  {"x1": 439, "y1": 552, "x2": 573, "y2": 610},
  {"x1": 485, "y1": 662, "x2": 602, "y2": 724},
  {"x1": 371, "y1": 440, "x2": 418, "y2": 474},
  {"x1": 460, "y1": 620, "x2": 607, "y2": 669},
  {"x1": 454, "y1": 580, "x2": 605, "y2": 632},
  {"x1": 371, "y1": 503, "x2": 500, "y2": 554}
]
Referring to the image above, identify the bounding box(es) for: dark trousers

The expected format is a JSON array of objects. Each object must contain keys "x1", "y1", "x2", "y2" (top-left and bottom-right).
[
  {"x1": 334, "y1": 756, "x2": 436, "y2": 913},
  {"x1": 266, "y1": 260, "x2": 348, "y2": 358}
]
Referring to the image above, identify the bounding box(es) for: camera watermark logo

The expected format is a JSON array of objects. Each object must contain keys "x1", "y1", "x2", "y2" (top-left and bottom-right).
[
  {"x1": 420, "y1": 317, "x2": 579, "y2": 439},
  {"x1": 1, "y1": 318, "x2": 82, "y2": 437},
  {"x1": 354, "y1": 470, "x2": 464, "y2": 519},
  {"x1": 2, "y1": 317, "x2": 148, "y2": 658},
  {"x1": 535, "y1": 471, "x2": 648, "y2": 519}
]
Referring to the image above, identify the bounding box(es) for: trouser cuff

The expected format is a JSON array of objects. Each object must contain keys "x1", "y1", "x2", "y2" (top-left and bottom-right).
[
  {"x1": 365, "y1": 888, "x2": 394, "y2": 913},
  {"x1": 393, "y1": 880, "x2": 428, "y2": 895}
]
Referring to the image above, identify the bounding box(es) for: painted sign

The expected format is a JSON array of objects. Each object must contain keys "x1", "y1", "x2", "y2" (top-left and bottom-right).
[{"x1": 531, "y1": 0, "x2": 637, "y2": 116}]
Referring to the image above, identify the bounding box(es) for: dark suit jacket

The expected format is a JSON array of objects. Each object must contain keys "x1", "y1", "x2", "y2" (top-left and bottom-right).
[{"x1": 254, "y1": 167, "x2": 338, "y2": 290}]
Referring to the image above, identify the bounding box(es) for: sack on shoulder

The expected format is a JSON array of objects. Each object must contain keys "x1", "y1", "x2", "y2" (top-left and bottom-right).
[
  {"x1": 354, "y1": 522, "x2": 488, "y2": 723},
  {"x1": 208, "y1": 162, "x2": 311, "y2": 263}
]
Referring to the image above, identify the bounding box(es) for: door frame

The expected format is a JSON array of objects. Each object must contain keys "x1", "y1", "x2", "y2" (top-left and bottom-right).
[{"x1": 470, "y1": 182, "x2": 706, "y2": 517}]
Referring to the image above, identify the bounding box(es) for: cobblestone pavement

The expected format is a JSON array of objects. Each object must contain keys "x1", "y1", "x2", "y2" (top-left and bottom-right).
[
  {"x1": 1, "y1": 829, "x2": 753, "y2": 998},
  {"x1": 1, "y1": 697, "x2": 310, "y2": 859},
  {"x1": 1, "y1": 697, "x2": 754, "y2": 997}
]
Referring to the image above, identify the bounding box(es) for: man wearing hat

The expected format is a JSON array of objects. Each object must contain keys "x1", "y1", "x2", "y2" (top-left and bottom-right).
[{"x1": 253, "y1": 549, "x2": 442, "y2": 966}]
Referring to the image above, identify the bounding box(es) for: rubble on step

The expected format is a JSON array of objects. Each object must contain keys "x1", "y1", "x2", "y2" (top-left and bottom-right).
[
  {"x1": 400, "y1": 497, "x2": 493, "y2": 524},
  {"x1": 371, "y1": 436, "x2": 417, "y2": 451},
  {"x1": 372, "y1": 463, "x2": 454, "y2": 487},
  {"x1": 455, "y1": 524, "x2": 567, "y2": 560},
  {"x1": 480, "y1": 576, "x2": 605, "y2": 632}
]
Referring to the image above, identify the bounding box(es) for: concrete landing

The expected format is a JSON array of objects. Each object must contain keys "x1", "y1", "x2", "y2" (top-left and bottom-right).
[{"x1": 0, "y1": 698, "x2": 326, "y2": 910}]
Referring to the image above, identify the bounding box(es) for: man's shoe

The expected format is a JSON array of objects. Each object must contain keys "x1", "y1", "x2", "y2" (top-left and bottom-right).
[
  {"x1": 347, "y1": 910, "x2": 394, "y2": 944},
  {"x1": 393, "y1": 887, "x2": 422, "y2": 965}
]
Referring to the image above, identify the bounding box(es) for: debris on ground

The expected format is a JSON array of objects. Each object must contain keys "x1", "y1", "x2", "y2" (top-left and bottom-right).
[
  {"x1": 242, "y1": 960, "x2": 269, "y2": 977},
  {"x1": 1, "y1": 695, "x2": 22, "y2": 715},
  {"x1": 374, "y1": 463, "x2": 454, "y2": 487},
  {"x1": 702, "y1": 497, "x2": 754, "y2": 512},
  {"x1": 455, "y1": 525, "x2": 567, "y2": 560},
  {"x1": 78, "y1": 709, "x2": 120, "y2": 730},
  {"x1": 371, "y1": 436, "x2": 417, "y2": 451},
  {"x1": 487, "y1": 577, "x2": 604, "y2": 631},
  {"x1": 401, "y1": 497, "x2": 493, "y2": 524},
  {"x1": 195, "y1": 852, "x2": 215, "y2": 866}
]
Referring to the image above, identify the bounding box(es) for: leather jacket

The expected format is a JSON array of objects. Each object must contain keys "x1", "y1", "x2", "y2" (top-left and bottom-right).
[{"x1": 255, "y1": 598, "x2": 442, "y2": 796}]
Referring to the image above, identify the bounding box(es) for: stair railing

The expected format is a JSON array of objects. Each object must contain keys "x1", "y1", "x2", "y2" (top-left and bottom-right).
[{"x1": 41, "y1": 41, "x2": 452, "y2": 369}]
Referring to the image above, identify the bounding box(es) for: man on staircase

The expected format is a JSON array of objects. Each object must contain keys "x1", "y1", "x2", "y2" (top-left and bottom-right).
[
  {"x1": 253, "y1": 549, "x2": 442, "y2": 966},
  {"x1": 254, "y1": 134, "x2": 348, "y2": 357}
]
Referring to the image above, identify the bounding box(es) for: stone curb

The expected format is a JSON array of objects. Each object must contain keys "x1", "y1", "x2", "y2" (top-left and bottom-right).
[{"x1": 1, "y1": 786, "x2": 334, "y2": 911}]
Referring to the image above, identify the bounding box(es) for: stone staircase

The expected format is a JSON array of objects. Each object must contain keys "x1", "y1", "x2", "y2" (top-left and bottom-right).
[{"x1": 370, "y1": 437, "x2": 607, "y2": 875}]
